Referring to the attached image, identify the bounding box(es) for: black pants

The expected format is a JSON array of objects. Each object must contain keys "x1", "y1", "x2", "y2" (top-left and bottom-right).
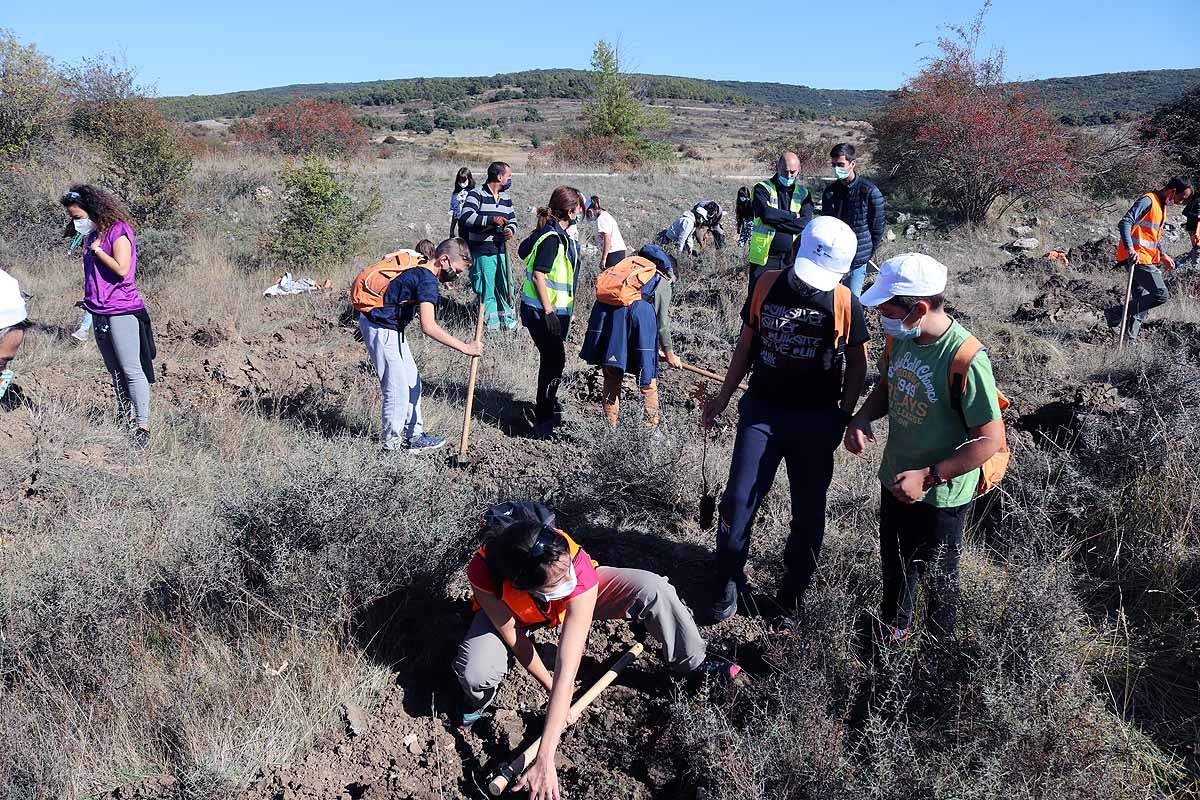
[
  {"x1": 878, "y1": 487, "x2": 970, "y2": 639},
  {"x1": 522, "y1": 306, "x2": 570, "y2": 422},
  {"x1": 715, "y1": 395, "x2": 845, "y2": 602},
  {"x1": 604, "y1": 249, "x2": 626, "y2": 268}
]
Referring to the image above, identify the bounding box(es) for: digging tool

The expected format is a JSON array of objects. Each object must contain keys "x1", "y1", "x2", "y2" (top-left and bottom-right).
[
  {"x1": 1117, "y1": 257, "x2": 1138, "y2": 353},
  {"x1": 487, "y1": 642, "x2": 644, "y2": 796},
  {"x1": 673, "y1": 359, "x2": 749, "y2": 393},
  {"x1": 452, "y1": 303, "x2": 487, "y2": 468},
  {"x1": 692, "y1": 381, "x2": 718, "y2": 530}
]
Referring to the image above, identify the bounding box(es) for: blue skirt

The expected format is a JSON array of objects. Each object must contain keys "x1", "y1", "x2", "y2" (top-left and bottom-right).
[{"x1": 579, "y1": 299, "x2": 659, "y2": 387}]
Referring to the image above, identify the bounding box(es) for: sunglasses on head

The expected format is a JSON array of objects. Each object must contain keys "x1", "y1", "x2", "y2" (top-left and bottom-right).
[
  {"x1": 62, "y1": 191, "x2": 82, "y2": 202},
  {"x1": 527, "y1": 525, "x2": 559, "y2": 557}
]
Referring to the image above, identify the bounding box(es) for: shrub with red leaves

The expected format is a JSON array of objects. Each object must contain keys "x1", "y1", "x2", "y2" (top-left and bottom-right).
[
  {"x1": 236, "y1": 98, "x2": 367, "y2": 157},
  {"x1": 871, "y1": 5, "x2": 1076, "y2": 223}
]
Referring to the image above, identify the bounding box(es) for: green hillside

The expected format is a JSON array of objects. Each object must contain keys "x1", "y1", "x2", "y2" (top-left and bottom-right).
[{"x1": 159, "y1": 67, "x2": 1200, "y2": 125}]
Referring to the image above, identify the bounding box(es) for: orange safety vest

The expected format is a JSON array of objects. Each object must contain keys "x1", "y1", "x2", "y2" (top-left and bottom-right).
[
  {"x1": 1115, "y1": 192, "x2": 1165, "y2": 265},
  {"x1": 472, "y1": 531, "x2": 596, "y2": 628}
]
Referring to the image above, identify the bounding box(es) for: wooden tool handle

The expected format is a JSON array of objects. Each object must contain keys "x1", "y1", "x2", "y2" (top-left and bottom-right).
[
  {"x1": 488, "y1": 642, "x2": 644, "y2": 796},
  {"x1": 676, "y1": 361, "x2": 749, "y2": 393},
  {"x1": 457, "y1": 303, "x2": 486, "y2": 457}
]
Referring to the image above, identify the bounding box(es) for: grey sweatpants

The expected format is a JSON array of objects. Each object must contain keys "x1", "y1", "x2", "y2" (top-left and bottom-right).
[
  {"x1": 359, "y1": 315, "x2": 423, "y2": 449},
  {"x1": 454, "y1": 566, "x2": 707, "y2": 707},
  {"x1": 1127, "y1": 264, "x2": 1169, "y2": 340},
  {"x1": 94, "y1": 313, "x2": 150, "y2": 428}
]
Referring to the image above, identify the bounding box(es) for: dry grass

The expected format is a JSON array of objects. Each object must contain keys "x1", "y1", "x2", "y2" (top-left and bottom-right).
[{"x1": 3, "y1": 149, "x2": 1199, "y2": 799}]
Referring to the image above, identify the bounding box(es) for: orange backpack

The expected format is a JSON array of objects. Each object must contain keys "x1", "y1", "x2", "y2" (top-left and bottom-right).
[
  {"x1": 747, "y1": 269, "x2": 854, "y2": 349},
  {"x1": 883, "y1": 334, "x2": 1011, "y2": 496},
  {"x1": 595, "y1": 256, "x2": 661, "y2": 307},
  {"x1": 349, "y1": 250, "x2": 426, "y2": 313}
]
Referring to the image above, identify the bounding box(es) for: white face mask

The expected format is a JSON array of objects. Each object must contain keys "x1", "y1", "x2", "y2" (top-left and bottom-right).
[
  {"x1": 73, "y1": 218, "x2": 95, "y2": 235},
  {"x1": 458, "y1": 180, "x2": 468, "y2": 189},
  {"x1": 532, "y1": 563, "x2": 577, "y2": 602}
]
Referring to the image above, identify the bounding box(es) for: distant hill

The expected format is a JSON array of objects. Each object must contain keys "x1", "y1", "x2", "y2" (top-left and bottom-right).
[{"x1": 159, "y1": 67, "x2": 1200, "y2": 126}]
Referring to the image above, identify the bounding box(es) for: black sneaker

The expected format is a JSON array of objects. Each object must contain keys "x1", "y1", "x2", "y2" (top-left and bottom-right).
[
  {"x1": 693, "y1": 655, "x2": 744, "y2": 683},
  {"x1": 131, "y1": 427, "x2": 150, "y2": 449},
  {"x1": 704, "y1": 578, "x2": 739, "y2": 624}
]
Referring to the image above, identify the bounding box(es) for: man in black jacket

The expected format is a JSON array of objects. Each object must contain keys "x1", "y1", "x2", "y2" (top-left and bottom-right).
[
  {"x1": 746, "y1": 152, "x2": 815, "y2": 294},
  {"x1": 1181, "y1": 192, "x2": 1200, "y2": 269},
  {"x1": 821, "y1": 143, "x2": 885, "y2": 297}
]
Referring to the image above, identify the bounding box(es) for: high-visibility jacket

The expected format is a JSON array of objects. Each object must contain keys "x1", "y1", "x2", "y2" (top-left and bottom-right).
[
  {"x1": 748, "y1": 179, "x2": 810, "y2": 266},
  {"x1": 521, "y1": 229, "x2": 576, "y2": 315},
  {"x1": 473, "y1": 531, "x2": 594, "y2": 628},
  {"x1": 1116, "y1": 192, "x2": 1165, "y2": 265}
]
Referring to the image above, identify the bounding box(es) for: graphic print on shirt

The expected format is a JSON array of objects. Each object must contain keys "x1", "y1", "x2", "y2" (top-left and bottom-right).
[
  {"x1": 886, "y1": 349, "x2": 942, "y2": 425},
  {"x1": 758, "y1": 302, "x2": 838, "y2": 370}
]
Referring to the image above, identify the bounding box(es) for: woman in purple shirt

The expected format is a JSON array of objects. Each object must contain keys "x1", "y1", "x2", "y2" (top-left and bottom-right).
[{"x1": 61, "y1": 185, "x2": 153, "y2": 446}]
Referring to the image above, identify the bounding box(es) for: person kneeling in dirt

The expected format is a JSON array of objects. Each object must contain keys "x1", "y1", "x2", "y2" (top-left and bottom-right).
[
  {"x1": 579, "y1": 244, "x2": 681, "y2": 427},
  {"x1": 844, "y1": 254, "x2": 1006, "y2": 645},
  {"x1": 701, "y1": 217, "x2": 868, "y2": 625},
  {"x1": 0, "y1": 267, "x2": 29, "y2": 403},
  {"x1": 357, "y1": 238, "x2": 482, "y2": 452},
  {"x1": 655, "y1": 200, "x2": 726, "y2": 256},
  {"x1": 455, "y1": 502, "x2": 739, "y2": 798}
]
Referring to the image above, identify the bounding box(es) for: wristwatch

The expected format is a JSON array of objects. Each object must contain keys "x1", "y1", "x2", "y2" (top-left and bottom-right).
[{"x1": 923, "y1": 465, "x2": 947, "y2": 490}]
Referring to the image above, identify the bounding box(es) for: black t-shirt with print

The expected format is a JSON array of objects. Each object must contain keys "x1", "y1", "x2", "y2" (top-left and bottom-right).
[{"x1": 739, "y1": 271, "x2": 870, "y2": 409}]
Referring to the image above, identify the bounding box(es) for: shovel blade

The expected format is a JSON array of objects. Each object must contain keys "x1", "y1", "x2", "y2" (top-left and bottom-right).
[{"x1": 699, "y1": 494, "x2": 716, "y2": 530}]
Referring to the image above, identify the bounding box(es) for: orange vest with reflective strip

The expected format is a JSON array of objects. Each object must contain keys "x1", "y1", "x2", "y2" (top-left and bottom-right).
[
  {"x1": 1115, "y1": 192, "x2": 1164, "y2": 265},
  {"x1": 472, "y1": 531, "x2": 595, "y2": 628}
]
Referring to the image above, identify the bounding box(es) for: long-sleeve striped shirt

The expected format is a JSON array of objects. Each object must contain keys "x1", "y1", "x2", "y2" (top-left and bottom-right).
[{"x1": 458, "y1": 185, "x2": 518, "y2": 256}]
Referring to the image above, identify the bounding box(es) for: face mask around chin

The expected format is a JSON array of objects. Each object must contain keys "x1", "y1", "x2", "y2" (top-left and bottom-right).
[{"x1": 879, "y1": 314, "x2": 922, "y2": 340}]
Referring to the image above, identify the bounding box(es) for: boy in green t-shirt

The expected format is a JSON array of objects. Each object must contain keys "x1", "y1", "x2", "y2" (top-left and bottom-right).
[{"x1": 844, "y1": 254, "x2": 1005, "y2": 643}]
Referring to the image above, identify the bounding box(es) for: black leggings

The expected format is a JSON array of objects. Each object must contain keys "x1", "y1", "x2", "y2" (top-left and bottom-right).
[
  {"x1": 604, "y1": 249, "x2": 626, "y2": 268},
  {"x1": 522, "y1": 307, "x2": 571, "y2": 422}
]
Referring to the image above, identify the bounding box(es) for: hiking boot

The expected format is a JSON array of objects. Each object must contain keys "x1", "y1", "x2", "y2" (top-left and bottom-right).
[
  {"x1": 459, "y1": 686, "x2": 498, "y2": 730},
  {"x1": 130, "y1": 427, "x2": 150, "y2": 449},
  {"x1": 704, "y1": 577, "x2": 739, "y2": 624},
  {"x1": 406, "y1": 433, "x2": 447, "y2": 453}
]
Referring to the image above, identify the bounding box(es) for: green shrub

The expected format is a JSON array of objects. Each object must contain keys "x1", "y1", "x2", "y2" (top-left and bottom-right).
[
  {"x1": 134, "y1": 226, "x2": 187, "y2": 279},
  {"x1": 262, "y1": 157, "x2": 380, "y2": 269},
  {"x1": 0, "y1": 30, "x2": 66, "y2": 160}
]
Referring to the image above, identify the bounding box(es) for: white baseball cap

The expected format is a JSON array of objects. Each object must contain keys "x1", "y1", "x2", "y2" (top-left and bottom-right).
[
  {"x1": 860, "y1": 253, "x2": 948, "y2": 307},
  {"x1": 792, "y1": 216, "x2": 857, "y2": 292},
  {"x1": 0, "y1": 269, "x2": 27, "y2": 329}
]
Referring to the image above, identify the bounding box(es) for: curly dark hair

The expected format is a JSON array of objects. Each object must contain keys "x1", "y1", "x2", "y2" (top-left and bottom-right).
[
  {"x1": 60, "y1": 184, "x2": 132, "y2": 235},
  {"x1": 484, "y1": 520, "x2": 569, "y2": 590}
]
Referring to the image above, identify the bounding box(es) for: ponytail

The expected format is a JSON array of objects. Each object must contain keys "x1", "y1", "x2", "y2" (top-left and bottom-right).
[{"x1": 536, "y1": 206, "x2": 552, "y2": 229}]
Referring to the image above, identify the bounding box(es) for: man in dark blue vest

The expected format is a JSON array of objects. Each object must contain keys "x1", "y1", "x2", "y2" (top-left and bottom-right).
[{"x1": 821, "y1": 143, "x2": 885, "y2": 297}]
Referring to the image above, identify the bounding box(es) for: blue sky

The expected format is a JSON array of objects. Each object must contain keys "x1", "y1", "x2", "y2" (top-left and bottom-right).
[{"x1": 5, "y1": 1, "x2": 1197, "y2": 96}]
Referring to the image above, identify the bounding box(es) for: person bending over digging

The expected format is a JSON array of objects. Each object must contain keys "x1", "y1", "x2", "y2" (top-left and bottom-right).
[
  {"x1": 0, "y1": 268, "x2": 29, "y2": 402},
  {"x1": 579, "y1": 243, "x2": 681, "y2": 427},
  {"x1": 844, "y1": 254, "x2": 1006, "y2": 645},
  {"x1": 455, "y1": 502, "x2": 739, "y2": 800},
  {"x1": 355, "y1": 238, "x2": 482, "y2": 452}
]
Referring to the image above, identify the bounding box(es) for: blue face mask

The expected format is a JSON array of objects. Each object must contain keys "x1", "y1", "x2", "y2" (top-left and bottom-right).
[
  {"x1": 777, "y1": 174, "x2": 796, "y2": 187},
  {"x1": 879, "y1": 314, "x2": 922, "y2": 340},
  {"x1": 833, "y1": 165, "x2": 852, "y2": 180},
  {"x1": 500, "y1": 178, "x2": 512, "y2": 192}
]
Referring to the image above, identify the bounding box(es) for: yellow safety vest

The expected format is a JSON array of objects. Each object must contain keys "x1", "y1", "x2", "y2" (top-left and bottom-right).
[
  {"x1": 521, "y1": 229, "x2": 576, "y2": 315},
  {"x1": 748, "y1": 179, "x2": 809, "y2": 266}
]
